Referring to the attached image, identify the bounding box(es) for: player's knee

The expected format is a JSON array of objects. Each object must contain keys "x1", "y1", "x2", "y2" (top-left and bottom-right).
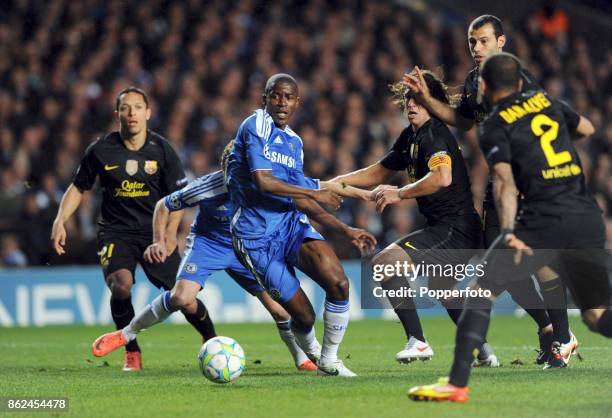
[
  {"x1": 170, "y1": 291, "x2": 196, "y2": 310},
  {"x1": 270, "y1": 309, "x2": 290, "y2": 322},
  {"x1": 327, "y1": 277, "x2": 350, "y2": 300},
  {"x1": 581, "y1": 310, "x2": 602, "y2": 332},
  {"x1": 106, "y1": 273, "x2": 132, "y2": 299}
]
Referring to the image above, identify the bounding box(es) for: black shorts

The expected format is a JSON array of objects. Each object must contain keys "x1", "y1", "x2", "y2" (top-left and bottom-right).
[
  {"x1": 395, "y1": 213, "x2": 483, "y2": 266},
  {"x1": 97, "y1": 230, "x2": 180, "y2": 290},
  {"x1": 481, "y1": 214, "x2": 610, "y2": 310}
]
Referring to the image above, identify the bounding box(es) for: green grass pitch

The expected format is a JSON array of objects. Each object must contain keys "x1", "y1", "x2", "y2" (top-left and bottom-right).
[{"x1": 1, "y1": 317, "x2": 610, "y2": 418}]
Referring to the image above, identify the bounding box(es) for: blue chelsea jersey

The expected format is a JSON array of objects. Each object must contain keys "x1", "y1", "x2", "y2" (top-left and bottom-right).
[
  {"x1": 226, "y1": 109, "x2": 318, "y2": 239},
  {"x1": 164, "y1": 170, "x2": 234, "y2": 245},
  {"x1": 164, "y1": 168, "x2": 320, "y2": 244}
]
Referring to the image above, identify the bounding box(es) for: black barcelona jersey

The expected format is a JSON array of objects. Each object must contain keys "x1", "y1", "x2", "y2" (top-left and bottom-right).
[
  {"x1": 380, "y1": 118, "x2": 477, "y2": 223},
  {"x1": 456, "y1": 66, "x2": 539, "y2": 124},
  {"x1": 478, "y1": 89, "x2": 600, "y2": 218},
  {"x1": 458, "y1": 66, "x2": 539, "y2": 205},
  {"x1": 73, "y1": 131, "x2": 186, "y2": 236}
]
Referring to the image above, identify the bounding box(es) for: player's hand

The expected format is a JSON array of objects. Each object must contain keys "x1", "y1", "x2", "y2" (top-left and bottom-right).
[
  {"x1": 313, "y1": 188, "x2": 343, "y2": 210},
  {"x1": 51, "y1": 220, "x2": 67, "y2": 256},
  {"x1": 344, "y1": 227, "x2": 377, "y2": 256},
  {"x1": 375, "y1": 188, "x2": 402, "y2": 213},
  {"x1": 504, "y1": 233, "x2": 533, "y2": 264},
  {"x1": 144, "y1": 241, "x2": 168, "y2": 264},
  {"x1": 402, "y1": 66, "x2": 431, "y2": 104},
  {"x1": 367, "y1": 184, "x2": 397, "y2": 201}
]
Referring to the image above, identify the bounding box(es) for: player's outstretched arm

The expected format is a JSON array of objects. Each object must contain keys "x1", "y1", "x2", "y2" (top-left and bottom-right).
[
  {"x1": 253, "y1": 170, "x2": 342, "y2": 210},
  {"x1": 328, "y1": 162, "x2": 395, "y2": 190},
  {"x1": 403, "y1": 66, "x2": 474, "y2": 131},
  {"x1": 319, "y1": 181, "x2": 372, "y2": 201},
  {"x1": 51, "y1": 184, "x2": 83, "y2": 255},
  {"x1": 375, "y1": 165, "x2": 452, "y2": 213},
  {"x1": 294, "y1": 198, "x2": 377, "y2": 254}
]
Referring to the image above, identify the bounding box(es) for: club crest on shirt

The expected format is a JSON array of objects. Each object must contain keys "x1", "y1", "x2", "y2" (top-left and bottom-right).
[
  {"x1": 144, "y1": 160, "x2": 158, "y2": 175},
  {"x1": 125, "y1": 159, "x2": 138, "y2": 176}
]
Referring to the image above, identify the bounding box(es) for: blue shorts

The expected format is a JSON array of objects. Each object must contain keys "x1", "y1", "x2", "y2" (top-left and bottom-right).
[
  {"x1": 232, "y1": 213, "x2": 324, "y2": 303},
  {"x1": 177, "y1": 233, "x2": 265, "y2": 295}
]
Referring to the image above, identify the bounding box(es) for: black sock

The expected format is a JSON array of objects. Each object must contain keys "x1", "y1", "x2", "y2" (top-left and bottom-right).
[
  {"x1": 394, "y1": 305, "x2": 426, "y2": 342},
  {"x1": 184, "y1": 299, "x2": 216, "y2": 341},
  {"x1": 110, "y1": 296, "x2": 140, "y2": 352},
  {"x1": 596, "y1": 310, "x2": 612, "y2": 338},
  {"x1": 445, "y1": 308, "x2": 462, "y2": 324},
  {"x1": 382, "y1": 277, "x2": 425, "y2": 341},
  {"x1": 505, "y1": 278, "x2": 551, "y2": 329},
  {"x1": 449, "y1": 297, "x2": 493, "y2": 388},
  {"x1": 540, "y1": 278, "x2": 570, "y2": 343}
]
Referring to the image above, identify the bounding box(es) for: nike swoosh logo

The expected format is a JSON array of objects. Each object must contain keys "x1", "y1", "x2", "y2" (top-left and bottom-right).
[
  {"x1": 104, "y1": 164, "x2": 119, "y2": 171},
  {"x1": 321, "y1": 368, "x2": 339, "y2": 376},
  {"x1": 417, "y1": 346, "x2": 430, "y2": 352}
]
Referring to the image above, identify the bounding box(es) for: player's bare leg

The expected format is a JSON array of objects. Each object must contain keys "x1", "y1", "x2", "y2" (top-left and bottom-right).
[
  {"x1": 256, "y1": 291, "x2": 317, "y2": 371},
  {"x1": 297, "y1": 239, "x2": 356, "y2": 377},
  {"x1": 104, "y1": 268, "x2": 141, "y2": 371}
]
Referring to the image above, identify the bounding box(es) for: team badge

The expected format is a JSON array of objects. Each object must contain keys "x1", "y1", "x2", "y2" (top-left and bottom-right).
[
  {"x1": 144, "y1": 160, "x2": 158, "y2": 175},
  {"x1": 169, "y1": 195, "x2": 181, "y2": 210},
  {"x1": 269, "y1": 289, "x2": 281, "y2": 301},
  {"x1": 185, "y1": 263, "x2": 198, "y2": 273},
  {"x1": 125, "y1": 159, "x2": 138, "y2": 176},
  {"x1": 288, "y1": 142, "x2": 295, "y2": 152}
]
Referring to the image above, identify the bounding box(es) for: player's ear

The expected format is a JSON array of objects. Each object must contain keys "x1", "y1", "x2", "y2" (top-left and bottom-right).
[
  {"x1": 146, "y1": 107, "x2": 151, "y2": 121},
  {"x1": 497, "y1": 35, "x2": 506, "y2": 50},
  {"x1": 517, "y1": 78, "x2": 523, "y2": 91},
  {"x1": 261, "y1": 93, "x2": 267, "y2": 108}
]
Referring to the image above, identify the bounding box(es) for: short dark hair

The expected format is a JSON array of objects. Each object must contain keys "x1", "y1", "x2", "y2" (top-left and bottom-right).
[
  {"x1": 481, "y1": 52, "x2": 522, "y2": 92},
  {"x1": 469, "y1": 15, "x2": 504, "y2": 38},
  {"x1": 264, "y1": 73, "x2": 298, "y2": 95},
  {"x1": 116, "y1": 86, "x2": 149, "y2": 111}
]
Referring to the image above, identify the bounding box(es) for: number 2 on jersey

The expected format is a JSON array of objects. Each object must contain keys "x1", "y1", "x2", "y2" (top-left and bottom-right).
[{"x1": 531, "y1": 114, "x2": 572, "y2": 167}]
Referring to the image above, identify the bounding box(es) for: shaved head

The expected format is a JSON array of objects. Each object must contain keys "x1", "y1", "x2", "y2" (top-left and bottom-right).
[{"x1": 481, "y1": 52, "x2": 522, "y2": 92}]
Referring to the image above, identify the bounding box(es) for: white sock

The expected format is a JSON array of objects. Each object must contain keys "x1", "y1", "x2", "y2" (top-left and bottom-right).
[
  {"x1": 291, "y1": 322, "x2": 319, "y2": 357},
  {"x1": 276, "y1": 320, "x2": 309, "y2": 366},
  {"x1": 122, "y1": 291, "x2": 175, "y2": 342},
  {"x1": 320, "y1": 298, "x2": 349, "y2": 364}
]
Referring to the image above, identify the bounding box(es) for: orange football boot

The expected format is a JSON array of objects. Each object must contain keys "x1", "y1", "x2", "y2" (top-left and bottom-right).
[
  {"x1": 92, "y1": 330, "x2": 127, "y2": 357},
  {"x1": 297, "y1": 359, "x2": 318, "y2": 371},
  {"x1": 123, "y1": 351, "x2": 142, "y2": 371}
]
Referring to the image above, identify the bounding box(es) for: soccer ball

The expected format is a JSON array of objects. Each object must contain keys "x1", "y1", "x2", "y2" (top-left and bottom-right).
[{"x1": 198, "y1": 336, "x2": 246, "y2": 383}]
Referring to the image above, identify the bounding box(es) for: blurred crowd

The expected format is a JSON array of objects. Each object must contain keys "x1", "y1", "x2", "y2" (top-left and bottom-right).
[{"x1": 0, "y1": 0, "x2": 610, "y2": 267}]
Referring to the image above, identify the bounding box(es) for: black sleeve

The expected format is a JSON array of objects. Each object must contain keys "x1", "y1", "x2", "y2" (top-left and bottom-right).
[
  {"x1": 72, "y1": 140, "x2": 99, "y2": 192},
  {"x1": 455, "y1": 82, "x2": 474, "y2": 121},
  {"x1": 555, "y1": 99, "x2": 581, "y2": 136},
  {"x1": 478, "y1": 119, "x2": 511, "y2": 167},
  {"x1": 161, "y1": 142, "x2": 187, "y2": 194},
  {"x1": 421, "y1": 124, "x2": 451, "y2": 164},
  {"x1": 380, "y1": 131, "x2": 408, "y2": 171}
]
